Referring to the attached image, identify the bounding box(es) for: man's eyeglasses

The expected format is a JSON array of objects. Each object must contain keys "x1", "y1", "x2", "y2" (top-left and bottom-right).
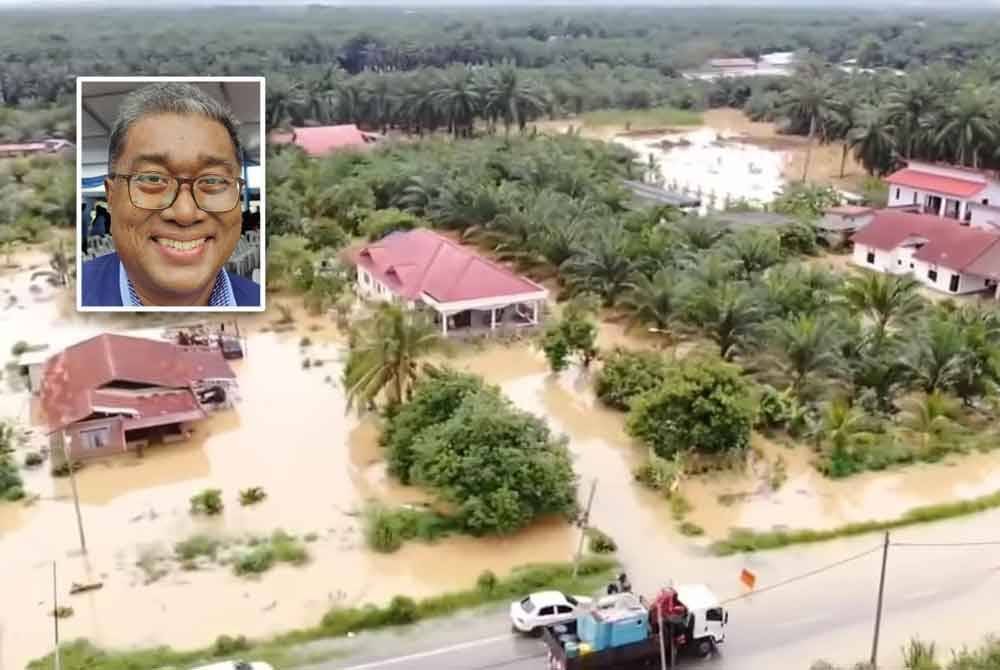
[{"x1": 109, "y1": 172, "x2": 244, "y2": 213}]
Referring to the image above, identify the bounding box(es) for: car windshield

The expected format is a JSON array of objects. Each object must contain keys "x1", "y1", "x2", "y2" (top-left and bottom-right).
[
  {"x1": 520, "y1": 597, "x2": 536, "y2": 613},
  {"x1": 565, "y1": 595, "x2": 578, "y2": 606}
]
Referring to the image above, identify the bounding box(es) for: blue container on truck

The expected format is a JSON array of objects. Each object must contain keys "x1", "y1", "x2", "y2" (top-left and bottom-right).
[
  {"x1": 607, "y1": 610, "x2": 649, "y2": 648},
  {"x1": 576, "y1": 612, "x2": 611, "y2": 651}
]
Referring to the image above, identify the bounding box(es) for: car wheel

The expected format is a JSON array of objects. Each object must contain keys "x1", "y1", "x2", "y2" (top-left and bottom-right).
[{"x1": 695, "y1": 639, "x2": 714, "y2": 658}]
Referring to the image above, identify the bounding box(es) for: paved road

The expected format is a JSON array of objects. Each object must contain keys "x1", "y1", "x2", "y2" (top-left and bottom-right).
[{"x1": 298, "y1": 513, "x2": 1000, "y2": 670}]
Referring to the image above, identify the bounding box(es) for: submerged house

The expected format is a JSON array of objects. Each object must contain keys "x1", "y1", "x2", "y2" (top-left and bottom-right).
[
  {"x1": 850, "y1": 209, "x2": 1000, "y2": 298},
  {"x1": 37, "y1": 334, "x2": 238, "y2": 460},
  {"x1": 352, "y1": 229, "x2": 549, "y2": 337}
]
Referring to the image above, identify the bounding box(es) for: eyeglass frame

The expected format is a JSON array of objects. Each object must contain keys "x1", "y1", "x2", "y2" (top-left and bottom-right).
[{"x1": 108, "y1": 172, "x2": 246, "y2": 213}]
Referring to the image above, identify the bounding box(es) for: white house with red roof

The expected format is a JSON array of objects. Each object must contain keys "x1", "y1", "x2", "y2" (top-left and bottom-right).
[
  {"x1": 352, "y1": 229, "x2": 549, "y2": 336},
  {"x1": 269, "y1": 125, "x2": 381, "y2": 157},
  {"x1": 851, "y1": 209, "x2": 1000, "y2": 297},
  {"x1": 886, "y1": 160, "x2": 1000, "y2": 228}
]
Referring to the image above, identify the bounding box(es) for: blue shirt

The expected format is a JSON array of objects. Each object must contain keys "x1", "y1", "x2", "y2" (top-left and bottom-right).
[{"x1": 82, "y1": 252, "x2": 260, "y2": 308}]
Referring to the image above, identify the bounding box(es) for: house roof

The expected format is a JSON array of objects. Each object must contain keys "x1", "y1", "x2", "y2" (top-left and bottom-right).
[
  {"x1": 852, "y1": 210, "x2": 1000, "y2": 272},
  {"x1": 353, "y1": 229, "x2": 547, "y2": 304},
  {"x1": 286, "y1": 125, "x2": 374, "y2": 156},
  {"x1": 90, "y1": 388, "x2": 206, "y2": 430},
  {"x1": 39, "y1": 334, "x2": 234, "y2": 431},
  {"x1": 709, "y1": 58, "x2": 756, "y2": 68},
  {"x1": 885, "y1": 167, "x2": 986, "y2": 198}
]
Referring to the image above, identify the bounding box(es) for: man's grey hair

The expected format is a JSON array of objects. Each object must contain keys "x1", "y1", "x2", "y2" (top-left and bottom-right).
[{"x1": 107, "y1": 82, "x2": 243, "y2": 172}]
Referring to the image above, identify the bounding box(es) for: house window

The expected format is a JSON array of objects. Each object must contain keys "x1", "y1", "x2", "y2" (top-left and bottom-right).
[
  {"x1": 949, "y1": 274, "x2": 960, "y2": 292},
  {"x1": 79, "y1": 426, "x2": 110, "y2": 450},
  {"x1": 984, "y1": 199, "x2": 990, "y2": 206},
  {"x1": 910, "y1": 263, "x2": 914, "y2": 269},
  {"x1": 897, "y1": 259, "x2": 902, "y2": 265},
  {"x1": 866, "y1": 251, "x2": 875, "y2": 264},
  {"x1": 986, "y1": 279, "x2": 991, "y2": 287},
  {"x1": 895, "y1": 188, "x2": 900, "y2": 200},
  {"x1": 928, "y1": 269, "x2": 938, "y2": 282}
]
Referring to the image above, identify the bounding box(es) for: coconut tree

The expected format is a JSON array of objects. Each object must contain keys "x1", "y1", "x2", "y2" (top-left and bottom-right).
[
  {"x1": 848, "y1": 104, "x2": 898, "y2": 176},
  {"x1": 778, "y1": 77, "x2": 840, "y2": 181},
  {"x1": 620, "y1": 267, "x2": 681, "y2": 332},
  {"x1": 840, "y1": 273, "x2": 923, "y2": 343},
  {"x1": 769, "y1": 313, "x2": 845, "y2": 398},
  {"x1": 343, "y1": 303, "x2": 442, "y2": 412},
  {"x1": 933, "y1": 88, "x2": 999, "y2": 168}
]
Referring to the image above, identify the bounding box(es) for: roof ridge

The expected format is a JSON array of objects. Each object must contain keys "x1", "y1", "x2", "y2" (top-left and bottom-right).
[{"x1": 430, "y1": 231, "x2": 546, "y2": 291}]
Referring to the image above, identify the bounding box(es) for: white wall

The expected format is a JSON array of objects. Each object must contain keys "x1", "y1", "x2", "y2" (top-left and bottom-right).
[
  {"x1": 852, "y1": 244, "x2": 895, "y2": 273},
  {"x1": 911, "y1": 259, "x2": 989, "y2": 295},
  {"x1": 853, "y1": 246, "x2": 991, "y2": 295},
  {"x1": 356, "y1": 268, "x2": 396, "y2": 304},
  {"x1": 888, "y1": 185, "x2": 921, "y2": 208},
  {"x1": 970, "y1": 205, "x2": 1000, "y2": 231}
]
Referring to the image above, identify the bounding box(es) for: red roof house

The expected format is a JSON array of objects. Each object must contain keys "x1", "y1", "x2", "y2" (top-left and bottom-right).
[
  {"x1": 271, "y1": 125, "x2": 380, "y2": 157},
  {"x1": 37, "y1": 334, "x2": 238, "y2": 460},
  {"x1": 851, "y1": 210, "x2": 1000, "y2": 296},
  {"x1": 352, "y1": 229, "x2": 549, "y2": 335},
  {"x1": 886, "y1": 160, "x2": 1000, "y2": 223}
]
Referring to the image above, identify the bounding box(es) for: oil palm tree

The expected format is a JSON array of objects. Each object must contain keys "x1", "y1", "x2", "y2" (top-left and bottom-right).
[
  {"x1": 343, "y1": 303, "x2": 442, "y2": 412},
  {"x1": 897, "y1": 391, "x2": 965, "y2": 459},
  {"x1": 778, "y1": 77, "x2": 839, "y2": 182},
  {"x1": 840, "y1": 273, "x2": 922, "y2": 343},
  {"x1": 561, "y1": 229, "x2": 642, "y2": 307},
  {"x1": 429, "y1": 66, "x2": 482, "y2": 138},
  {"x1": 811, "y1": 398, "x2": 877, "y2": 477},
  {"x1": 266, "y1": 76, "x2": 306, "y2": 130},
  {"x1": 682, "y1": 281, "x2": 767, "y2": 360},
  {"x1": 769, "y1": 313, "x2": 845, "y2": 398},
  {"x1": 724, "y1": 230, "x2": 783, "y2": 280},
  {"x1": 885, "y1": 75, "x2": 938, "y2": 160},
  {"x1": 620, "y1": 268, "x2": 681, "y2": 332},
  {"x1": 484, "y1": 64, "x2": 547, "y2": 137},
  {"x1": 933, "y1": 88, "x2": 999, "y2": 168},
  {"x1": 848, "y1": 104, "x2": 897, "y2": 176},
  {"x1": 903, "y1": 317, "x2": 967, "y2": 394}
]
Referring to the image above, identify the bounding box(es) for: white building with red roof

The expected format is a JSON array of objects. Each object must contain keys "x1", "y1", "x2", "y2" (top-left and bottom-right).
[
  {"x1": 851, "y1": 209, "x2": 1000, "y2": 297},
  {"x1": 352, "y1": 229, "x2": 549, "y2": 336},
  {"x1": 886, "y1": 160, "x2": 1000, "y2": 228},
  {"x1": 269, "y1": 124, "x2": 380, "y2": 157}
]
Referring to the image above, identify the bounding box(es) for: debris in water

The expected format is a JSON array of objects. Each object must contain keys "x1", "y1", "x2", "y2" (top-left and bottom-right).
[
  {"x1": 70, "y1": 581, "x2": 103, "y2": 595},
  {"x1": 51, "y1": 606, "x2": 74, "y2": 618},
  {"x1": 262, "y1": 601, "x2": 277, "y2": 611}
]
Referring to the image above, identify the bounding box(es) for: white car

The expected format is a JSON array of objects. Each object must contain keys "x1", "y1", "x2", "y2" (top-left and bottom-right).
[
  {"x1": 509, "y1": 590, "x2": 592, "y2": 634},
  {"x1": 191, "y1": 662, "x2": 274, "y2": 670}
]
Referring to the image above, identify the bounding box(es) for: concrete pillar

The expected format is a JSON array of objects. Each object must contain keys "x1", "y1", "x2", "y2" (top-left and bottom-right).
[
  {"x1": 532, "y1": 301, "x2": 539, "y2": 324},
  {"x1": 490, "y1": 308, "x2": 496, "y2": 330},
  {"x1": 441, "y1": 311, "x2": 448, "y2": 336}
]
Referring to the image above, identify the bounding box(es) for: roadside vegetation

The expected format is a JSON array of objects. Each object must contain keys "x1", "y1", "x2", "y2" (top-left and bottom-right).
[
  {"x1": 27, "y1": 557, "x2": 617, "y2": 670},
  {"x1": 810, "y1": 635, "x2": 1000, "y2": 670},
  {"x1": 0, "y1": 420, "x2": 25, "y2": 502}
]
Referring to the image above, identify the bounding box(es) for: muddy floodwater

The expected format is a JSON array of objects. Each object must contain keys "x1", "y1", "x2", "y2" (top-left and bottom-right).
[{"x1": 2, "y1": 251, "x2": 1000, "y2": 669}]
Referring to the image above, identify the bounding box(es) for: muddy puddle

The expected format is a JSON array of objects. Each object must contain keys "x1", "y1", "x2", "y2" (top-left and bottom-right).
[{"x1": 2, "y1": 247, "x2": 1000, "y2": 669}]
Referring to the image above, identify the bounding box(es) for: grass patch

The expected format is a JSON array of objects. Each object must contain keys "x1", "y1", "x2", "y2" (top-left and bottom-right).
[
  {"x1": 363, "y1": 504, "x2": 461, "y2": 553},
  {"x1": 30, "y1": 557, "x2": 618, "y2": 670},
  {"x1": 711, "y1": 489, "x2": 1000, "y2": 556},
  {"x1": 678, "y1": 521, "x2": 704, "y2": 537},
  {"x1": 580, "y1": 107, "x2": 703, "y2": 129},
  {"x1": 585, "y1": 527, "x2": 618, "y2": 554},
  {"x1": 175, "y1": 534, "x2": 224, "y2": 561}
]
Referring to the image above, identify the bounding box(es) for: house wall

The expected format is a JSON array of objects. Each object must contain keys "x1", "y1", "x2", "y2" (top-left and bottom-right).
[
  {"x1": 888, "y1": 185, "x2": 923, "y2": 208},
  {"x1": 969, "y1": 204, "x2": 1000, "y2": 231},
  {"x1": 356, "y1": 268, "x2": 396, "y2": 304},
  {"x1": 911, "y1": 260, "x2": 990, "y2": 295},
  {"x1": 852, "y1": 244, "x2": 897, "y2": 273},
  {"x1": 66, "y1": 417, "x2": 126, "y2": 460}
]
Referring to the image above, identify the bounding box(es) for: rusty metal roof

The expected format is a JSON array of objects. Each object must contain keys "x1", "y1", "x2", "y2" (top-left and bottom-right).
[{"x1": 39, "y1": 333, "x2": 234, "y2": 431}]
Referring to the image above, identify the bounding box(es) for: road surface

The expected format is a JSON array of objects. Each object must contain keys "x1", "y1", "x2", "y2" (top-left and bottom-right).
[{"x1": 297, "y1": 511, "x2": 1000, "y2": 670}]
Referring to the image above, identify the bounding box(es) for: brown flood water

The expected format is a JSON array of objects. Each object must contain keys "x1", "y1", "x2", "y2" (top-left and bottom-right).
[{"x1": 2, "y1": 250, "x2": 1000, "y2": 669}]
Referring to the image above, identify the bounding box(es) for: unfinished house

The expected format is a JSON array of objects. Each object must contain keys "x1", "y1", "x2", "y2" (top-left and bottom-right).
[{"x1": 37, "y1": 333, "x2": 239, "y2": 461}]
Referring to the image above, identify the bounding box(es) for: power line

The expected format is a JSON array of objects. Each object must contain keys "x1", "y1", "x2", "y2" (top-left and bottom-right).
[{"x1": 720, "y1": 545, "x2": 884, "y2": 605}]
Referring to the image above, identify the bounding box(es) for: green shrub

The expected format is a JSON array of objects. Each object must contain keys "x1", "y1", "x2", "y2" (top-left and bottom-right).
[
  {"x1": 0, "y1": 456, "x2": 23, "y2": 501},
  {"x1": 755, "y1": 384, "x2": 792, "y2": 430},
  {"x1": 24, "y1": 451, "x2": 43, "y2": 467},
  {"x1": 361, "y1": 208, "x2": 423, "y2": 241},
  {"x1": 175, "y1": 534, "x2": 223, "y2": 561},
  {"x1": 212, "y1": 635, "x2": 249, "y2": 657},
  {"x1": 239, "y1": 487, "x2": 267, "y2": 506},
  {"x1": 476, "y1": 570, "x2": 498, "y2": 594},
  {"x1": 363, "y1": 504, "x2": 458, "y2": 553},
  {"x1": 299, "y1": 336, "x2": 312, "y2": 347},
  {"x1": 627, "y1": 358, "x2": 754, "y2": 460},
  {"x1": 3, "y1": 485, "x2": 25, "y2": 501},
  {"x1": 594, "y1": 348, "x2": 669, "y2": 411},
  {"x1": 678, "y1": 521, "x2": 704, "y2": 536},
  {"x1": 190, "y1": 488, "x2": 224, "y2": 515},
  {"x1": 234, "y1": 545, "x2": 275, "y2": 576},
  {"x1": 385, "y1": 596, "x2": 418, "y2": 625},
  {"x1": 270, "y1": 529, "x2": 309, "y2": 565},
  {"x1": 586, "y1": 527, "x2": 618, "y2": 554}
]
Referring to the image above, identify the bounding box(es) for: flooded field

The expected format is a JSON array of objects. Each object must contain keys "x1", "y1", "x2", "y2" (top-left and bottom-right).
[{"x1": 2, "y1": 249, "x2": 999, "y2": 669}]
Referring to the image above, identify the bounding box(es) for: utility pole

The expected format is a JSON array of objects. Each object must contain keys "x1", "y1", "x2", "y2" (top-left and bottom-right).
[
  {"x1": 59, "y1": 434, "x2": 87, "y2": 555},
  {"x1": 52, "y1": 561, "x2": 62, "y2": 670},
  {"x1": 870, "y1": 531, "x2": 890, "y2": 668},
  {"x1": 572, "y1": 479, "x2": 598, "y2": 578}
]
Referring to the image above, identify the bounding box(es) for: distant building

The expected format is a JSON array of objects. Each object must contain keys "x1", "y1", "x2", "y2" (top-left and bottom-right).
[
  {"x1": 851, "y1": 209, "x2": 1000, "y2": 298},
  {"x1": 37, "y1": 334, "x2": 239, "y2": 461},
  {"x1": 886, "y1": 161, "x2": 1000, "y2": 227},
  {"x1": 352, "y1": 229, "x2": 548, "y2": 337},
  {"x1": 819, "y1": 206, "x2": 876, "y2": 246},
  {"x1": 0, "y1": 138, "x2": 73, "y2": 158},
  {"x1": 269, "y1": 124, "x2": 380, "y2": 157}
]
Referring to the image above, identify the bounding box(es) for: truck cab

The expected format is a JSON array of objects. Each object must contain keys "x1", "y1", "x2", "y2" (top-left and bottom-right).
[{"x1": 673, "y1": 583, "x2": 727, "y2": 649}]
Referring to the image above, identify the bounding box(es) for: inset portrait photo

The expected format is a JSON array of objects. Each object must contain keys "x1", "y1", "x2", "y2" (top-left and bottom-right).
[{"x1": 77, "y1": 77, "x2": 265, "y2": 311}]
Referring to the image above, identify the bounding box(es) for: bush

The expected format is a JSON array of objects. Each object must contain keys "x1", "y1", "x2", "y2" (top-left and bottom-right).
[
  {"x1": 678, "y1": 521, "x2": 704, "y2": 536},
  {"x1": 190, "y1": 488, "x2": 224, "y2": 515},
  {"x1": 381, "y1": 368, "x2": 486, "y2": 483},
  {"x1": 3, "y1": 485, "x2": 25, "y2": 501},
  {"x1": 361, "y1": 208, "x2": 424, "y2": 241},
  {"x1": 239, "y1": 487, "x2": 267, "y2": 506},
  {"x1": 363, "y1": 504, "x2": 458, "y2": 553},
  {"x1": 175, "y1": 534, "x2": 223, "y2": 561},
  {"x1": 777, "y1": 220, "x2": 819, "y2": 257},
  {"x1": 299, "y1": 336, "x2": 312, "y2": 347},
  {"x1": 234, "y1": 545, "x2": 274, "y2": 575},
  {"x1": 541, "y1": 303, "x2": 598, "y2": 372},
  {"x1": 586, "y1": 527, "x2": 618, "y2": 554},
  {"x1": 755, "y1": 384, "x2": 792, "y2": 430},
  {"x1": 0, "y1": 456, "x2": 23, "y2": 501},
  {"x1": 627, "y1": 359, "x2": 754, "y2": 460},
  {"x1": 270, "y1": 529, "x2": 309, "y2": 565},
  {"x1": 594, "y1": 349, "x2": 669, "y2": 411},
  {"x1": 23, "y1": 451, "x2": 43, "y2": 467},
  {"x1": 11, "y1": 340, "x2": 29, "y2": 356},
  {"x1": 476, "y1": 570, "x2": 498, "y2": 594},
  {"x1": 211, "y1": 635, "x2": 249, "y2": 657},
  {"x1": 385, "y1": 596, "x2": 418, "y2": 625}
]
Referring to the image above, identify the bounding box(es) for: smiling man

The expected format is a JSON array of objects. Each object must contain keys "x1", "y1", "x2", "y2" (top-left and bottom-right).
[{"x1": 81, "y1": 82, "x2": 260, "y2": 308}]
